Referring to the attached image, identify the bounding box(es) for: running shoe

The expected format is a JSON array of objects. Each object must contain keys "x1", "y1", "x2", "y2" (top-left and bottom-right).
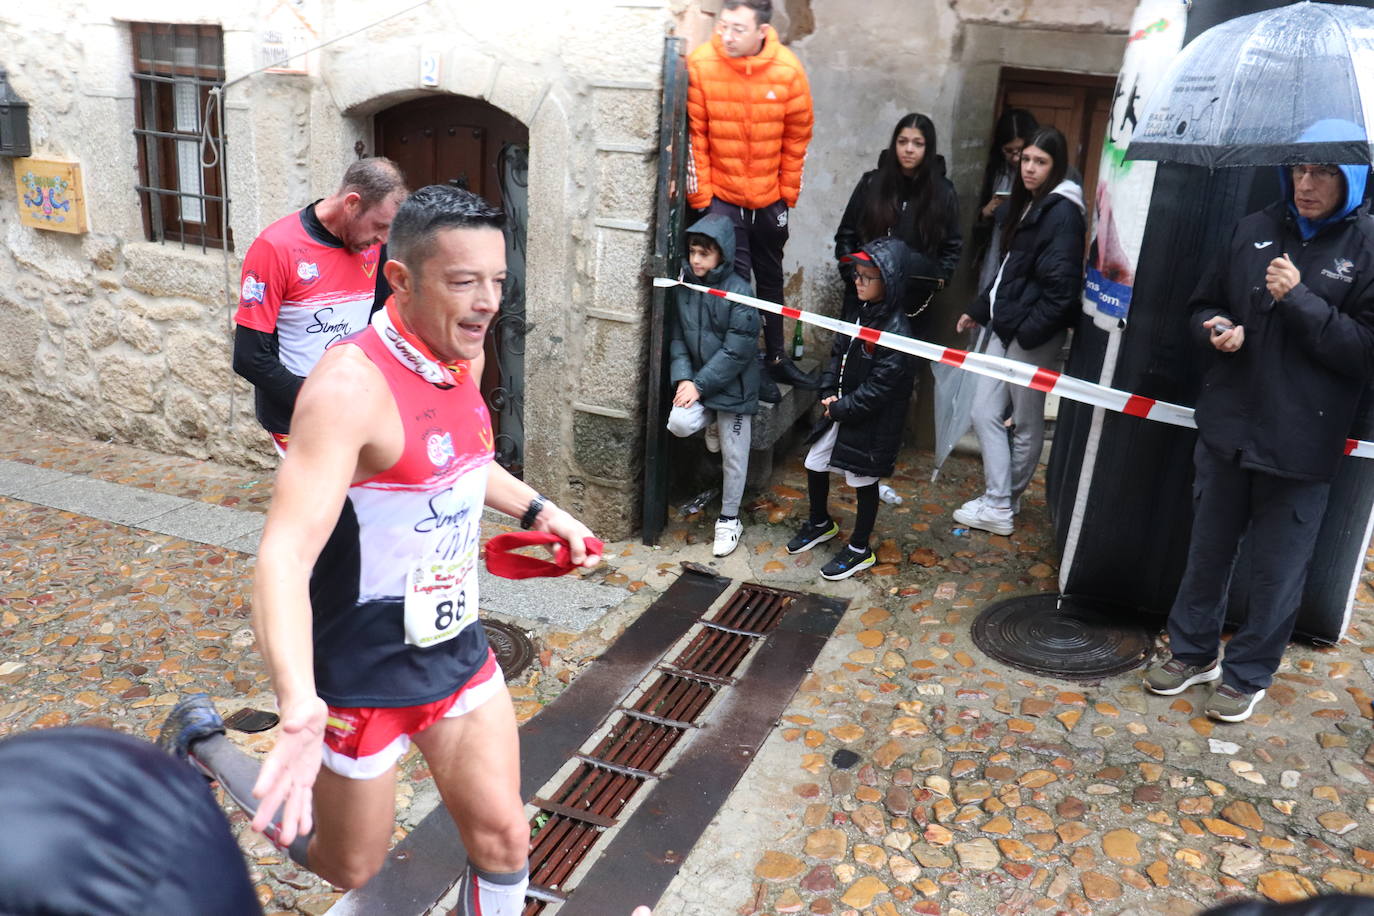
[
  {"x1": 1143, "y1": 656, "x2": 1220, "y2": 696},
  {"x1": 821, "y1": 545, "x2": 875, "y2": 580},
  {"x1": 1205, "y1": 684, "x2": 1266, "y2": 723},
  {"x1": 787, "y1": 519, "x2": 839, "y2": 555},
  {"x1": 158, "y1": 693, "x2": 225, "y2": 761}
]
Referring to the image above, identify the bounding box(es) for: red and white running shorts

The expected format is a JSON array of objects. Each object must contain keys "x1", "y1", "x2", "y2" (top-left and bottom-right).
[{"x1": 320, "y1": 650, "x2": 502, "y2": 779}]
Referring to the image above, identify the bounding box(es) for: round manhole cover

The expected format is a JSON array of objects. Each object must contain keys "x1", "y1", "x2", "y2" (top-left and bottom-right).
[
  {"x1": 971, "y1": 594, "x2": 1155, "y2": 681},
  {"x1": 483, "y1": 619, "x2": 535, "y2": 681}
]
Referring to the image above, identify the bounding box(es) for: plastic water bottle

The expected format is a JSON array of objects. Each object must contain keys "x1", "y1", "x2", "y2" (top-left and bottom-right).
[{"x1": 878, "y1": 484, "x2": 903, "y2": 505}]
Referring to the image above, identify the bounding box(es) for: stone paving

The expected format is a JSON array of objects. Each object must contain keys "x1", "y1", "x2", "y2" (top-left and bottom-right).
[{"x1": 3, "y1": 420, "x2": 1374, "y2": 915}]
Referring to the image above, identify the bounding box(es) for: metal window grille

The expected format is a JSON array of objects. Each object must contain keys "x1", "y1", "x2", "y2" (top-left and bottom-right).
[{"x1": 130, "y1": 22, "x2": 230, "y2": 251}]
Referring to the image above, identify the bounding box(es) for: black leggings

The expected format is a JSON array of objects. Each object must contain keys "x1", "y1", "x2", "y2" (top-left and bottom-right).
[{"x1": 808, "y1": 470, "x2": 880, "y2": 551}]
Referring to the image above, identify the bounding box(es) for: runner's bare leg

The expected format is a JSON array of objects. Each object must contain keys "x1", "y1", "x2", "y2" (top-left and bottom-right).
[
  {"x1": 305, "y1": 763, "x2": 399, "y2": 888},
  {"x1": 412, "y1": 684, "x2": 529, "y2": 915}
]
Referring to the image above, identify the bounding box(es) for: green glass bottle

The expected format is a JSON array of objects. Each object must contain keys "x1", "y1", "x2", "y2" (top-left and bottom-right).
[{"x1": 791, "y1": 319, "x2": 804, "y2": 359}]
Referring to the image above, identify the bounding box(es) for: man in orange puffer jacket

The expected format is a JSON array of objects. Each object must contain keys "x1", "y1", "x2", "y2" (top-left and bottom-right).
[{"x1": 687, "y1": 0, "x2": 816, "y2": 390}]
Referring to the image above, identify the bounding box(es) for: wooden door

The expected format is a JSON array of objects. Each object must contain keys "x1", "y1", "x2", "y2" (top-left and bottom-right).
[
  {"x1": 998, "y1": 69, "x2": 1117, "y2": 220},
  {"x1": 375, "y1": 96, "x2": 530, "y2": 476}
]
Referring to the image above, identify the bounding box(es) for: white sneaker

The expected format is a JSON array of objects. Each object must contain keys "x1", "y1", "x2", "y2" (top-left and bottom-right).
[
  {"x1": 712, "y1": 518, "x2": 742, "y2": 557},
  {"x1": 961, "y1": 493, "x2": 1022, "y2": 516},
  {"x1": 958, "y1": 494, "x2": 988, "y2": 514},
  {"x1": 953, "y1": 501, "x2": 1014, "y2": 536},
  {"x1": 704, "y1": 422, "x2": 720, "y2": 454}
]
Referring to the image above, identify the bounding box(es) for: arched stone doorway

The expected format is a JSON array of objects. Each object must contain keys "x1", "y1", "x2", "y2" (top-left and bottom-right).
[{"x1": 375, "y1": 95, "x2": 530, "y2": 477}]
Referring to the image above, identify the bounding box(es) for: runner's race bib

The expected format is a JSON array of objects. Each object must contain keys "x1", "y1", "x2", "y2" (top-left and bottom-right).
[{"x1": 404, "y1": 553, "x2": 478, "y2": 648}]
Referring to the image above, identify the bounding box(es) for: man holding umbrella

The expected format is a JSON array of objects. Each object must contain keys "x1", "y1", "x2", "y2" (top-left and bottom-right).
[{"x1": 1145, "y1": 119, "x2": 1374, "y2": 722}]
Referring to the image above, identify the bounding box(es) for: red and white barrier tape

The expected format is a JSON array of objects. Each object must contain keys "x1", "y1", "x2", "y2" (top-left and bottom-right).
[{"x1": 652, "y1": 277, "x2": 1374, "y2": 461}]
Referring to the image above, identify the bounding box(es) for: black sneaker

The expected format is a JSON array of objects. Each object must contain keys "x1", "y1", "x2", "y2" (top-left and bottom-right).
[
  {"x1": 158, "y1": 694, "x2": 226, "y2": 761},
  {"x1": 787, "y1": 519, "x2": 839, "y2": 554},
  {"x1": 821, "y1": 545, "x2": 876, "y2": 580}
]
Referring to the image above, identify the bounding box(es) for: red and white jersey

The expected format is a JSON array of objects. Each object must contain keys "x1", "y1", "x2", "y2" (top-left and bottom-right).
[
  {"x1": 234, "y1": 208, "x2": 381, "y2": 377},
  {"x1": 309, "y1": 304, "x2": 495, "y2": 707}
]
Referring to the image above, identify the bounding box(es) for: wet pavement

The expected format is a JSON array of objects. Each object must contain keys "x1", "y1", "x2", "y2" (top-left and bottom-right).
[{"x1": 3, "y1": 419, "x2": 1374, "y2": 915}]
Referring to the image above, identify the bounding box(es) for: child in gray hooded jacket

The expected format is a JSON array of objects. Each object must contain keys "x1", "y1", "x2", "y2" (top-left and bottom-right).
[{"x1": 667, "y1": 213, "x2": 761, "y2": 557}]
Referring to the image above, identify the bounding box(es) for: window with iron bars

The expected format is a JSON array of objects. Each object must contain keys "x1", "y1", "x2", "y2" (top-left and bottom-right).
[{"x1": 130, "y1": 22, "x2": 231, "y2": 251}]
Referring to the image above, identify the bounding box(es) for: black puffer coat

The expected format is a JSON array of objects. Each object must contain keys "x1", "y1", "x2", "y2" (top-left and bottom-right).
[
  {"x1": 967, "y1": 180, "x2": 1086, "y2": 350},
  {"x1": 1191, "y1": 199, "x2": 1374, "y2": 481},
  {"x1": 817, "y1": 236, "x2": 918, "y2": 479}
]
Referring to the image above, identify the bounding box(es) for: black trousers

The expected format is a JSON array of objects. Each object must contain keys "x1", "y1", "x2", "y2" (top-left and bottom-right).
[
  {"x1": 1166, "y1": 441, "x2": 1330, "y2": 693},
  {"x1": 708, "y1": 197, "x2": 790, "y2": 358}
]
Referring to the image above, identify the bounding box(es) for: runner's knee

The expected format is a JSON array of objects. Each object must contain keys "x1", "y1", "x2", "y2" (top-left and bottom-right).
[
  {"x1": 312, "y1": 841, "x2": 389, "y2": 889},
  {"x1": 463, "y1": 808, "x2": 531, "y2": 872}
]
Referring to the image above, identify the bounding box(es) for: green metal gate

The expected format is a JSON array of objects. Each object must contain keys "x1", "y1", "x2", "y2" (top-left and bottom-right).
[{"x1": 640, "y1": 36, "x2": 689, "y2": 545}]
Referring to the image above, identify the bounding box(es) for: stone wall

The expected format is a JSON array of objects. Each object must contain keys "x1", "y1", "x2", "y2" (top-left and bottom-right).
[{"x1": 0, "y1": 0, "x2": 672, "y2": 538}]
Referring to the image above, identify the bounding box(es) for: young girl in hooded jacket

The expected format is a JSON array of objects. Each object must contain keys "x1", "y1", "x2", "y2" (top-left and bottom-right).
[
  {"x1": 786, "y1": 236, "x2": 918, "y2": 580},
  {"x1": 953, "y1": 126, "x2": 1086, "y2": 536}
]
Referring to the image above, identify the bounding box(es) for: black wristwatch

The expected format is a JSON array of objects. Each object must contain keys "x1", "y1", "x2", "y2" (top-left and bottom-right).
[{"x1": 520, "y1": 494, "x2": 550, "y2": 530}]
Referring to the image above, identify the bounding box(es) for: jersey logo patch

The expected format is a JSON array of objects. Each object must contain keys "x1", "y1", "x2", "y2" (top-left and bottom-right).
[
  {"x1": 1321, "y1": 257, "x2": 1355, "y2": 283},
  {"x1": 241, "y1": 274, "x2": 266, "y2": 304},
  {"x1": 426, "y1": 430, "x2": 457, "y2": 467},
  {"x1": 362, "y1": 247, "x2": 379, "y2": 279},
  {"x1": 297, "y1": 261, "x2": 321, "y2": 282},
  {"x1": 765, "y1": 90, "x2": 777, "y2": 100}
]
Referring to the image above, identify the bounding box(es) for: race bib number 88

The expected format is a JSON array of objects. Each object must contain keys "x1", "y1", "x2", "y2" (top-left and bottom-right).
[{"x1": 404, "y1": 558, "x2": 478, "y2": 648}]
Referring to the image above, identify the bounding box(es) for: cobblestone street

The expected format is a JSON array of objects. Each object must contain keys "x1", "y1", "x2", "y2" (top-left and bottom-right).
[{"x1": 3, "y1": 420, "x2": 1374, "y2": 915}]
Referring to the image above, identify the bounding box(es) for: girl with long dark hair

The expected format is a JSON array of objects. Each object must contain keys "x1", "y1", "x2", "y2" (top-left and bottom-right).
[
  {"x1": 952, "y1": 126, "x2": 1086, "y2": 536},
  {"x1": 834, "y1": 112, "x2": 962, "y2": 331}
]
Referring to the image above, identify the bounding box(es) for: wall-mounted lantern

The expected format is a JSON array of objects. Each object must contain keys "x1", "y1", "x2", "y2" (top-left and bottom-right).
[{"x1": 0, "y1": 69, "x2": 32, "y2": 158}]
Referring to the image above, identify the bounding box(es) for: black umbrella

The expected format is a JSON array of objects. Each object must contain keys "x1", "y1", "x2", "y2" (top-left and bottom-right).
[{"x1": 1126, "y1": 1, "x2": 1374, "y2": 167}]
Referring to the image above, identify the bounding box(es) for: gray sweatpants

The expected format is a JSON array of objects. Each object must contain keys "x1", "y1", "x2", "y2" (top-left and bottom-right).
[
  {"x1": 667, "y1": 402, "x2": 751, "y2": 516},
  {"x1": 969, "y1": 331, "x2": 1066, "y2": 508}
]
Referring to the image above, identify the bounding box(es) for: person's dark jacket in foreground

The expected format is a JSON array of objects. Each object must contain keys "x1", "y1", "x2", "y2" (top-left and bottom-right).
[
  {"x1": 0, "y1": 727, "x2": 260, "y2": 915},
  {"x1": 967, "y1": 178, "x2": 1086, "y2": 350},
  {"x1": 1204, "y1": 894, "x2": 1374, "y2": 916},
  {"x1": 668, "y1": 213, "x2": 762, "y2": 415},
  {"x1": 1190, "y1": 164, "x2": 1374, "y2": 482},
  {"x1": 816, "y1": 236, "x2": 918, "y2": 479}
]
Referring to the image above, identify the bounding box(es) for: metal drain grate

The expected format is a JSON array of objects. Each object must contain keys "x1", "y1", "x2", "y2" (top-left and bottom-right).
[
  {"x1": 330, "y1": 569, "x2": 846, "y2": 916},
  {"x1": 521, "y1": 583, "x2": 792, "y2": 914}
]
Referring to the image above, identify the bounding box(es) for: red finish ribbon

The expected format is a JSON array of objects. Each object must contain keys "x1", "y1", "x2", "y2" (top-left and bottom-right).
[{"x1": 484, "y1": 532, "x2": 605, "y2": 579}]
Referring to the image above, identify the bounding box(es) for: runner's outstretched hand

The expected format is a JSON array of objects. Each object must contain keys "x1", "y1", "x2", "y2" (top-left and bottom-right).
[{"x1": 251, "y1": 695, "x2": 328, "y2": 844}]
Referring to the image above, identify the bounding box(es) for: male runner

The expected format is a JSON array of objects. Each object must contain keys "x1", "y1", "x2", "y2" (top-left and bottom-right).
[
  {"x1": 164, "y1": 185, "x2": 600, "y2": 914},
  {"x1": 233, "y1": 157, "x2": 407, "y2": 451}
]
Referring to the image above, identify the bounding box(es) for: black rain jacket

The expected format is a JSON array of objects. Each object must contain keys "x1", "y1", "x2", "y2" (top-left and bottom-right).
[
  {"x1": 1191, "y1": 200, "x2": 1374, "y2": 481},
  {"x1": 833, "y1": 151, "x2": 964, "y2": 282},
  {"x1": 817, "y1": 236, "x2": 919, "y2": 479},
  {"x1": 968, "y1": 180, "x2": 1086, "y2": 350}
]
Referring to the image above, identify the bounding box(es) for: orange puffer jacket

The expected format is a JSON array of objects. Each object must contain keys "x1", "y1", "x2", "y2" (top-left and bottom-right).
[{"x1": 686, "y1": 26, "x2": 814, "y2": 211}]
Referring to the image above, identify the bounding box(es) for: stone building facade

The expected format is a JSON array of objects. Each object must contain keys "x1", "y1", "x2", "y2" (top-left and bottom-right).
[{"x1": 0, "y1": 0, "x2": 1131, "y2": 539}]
